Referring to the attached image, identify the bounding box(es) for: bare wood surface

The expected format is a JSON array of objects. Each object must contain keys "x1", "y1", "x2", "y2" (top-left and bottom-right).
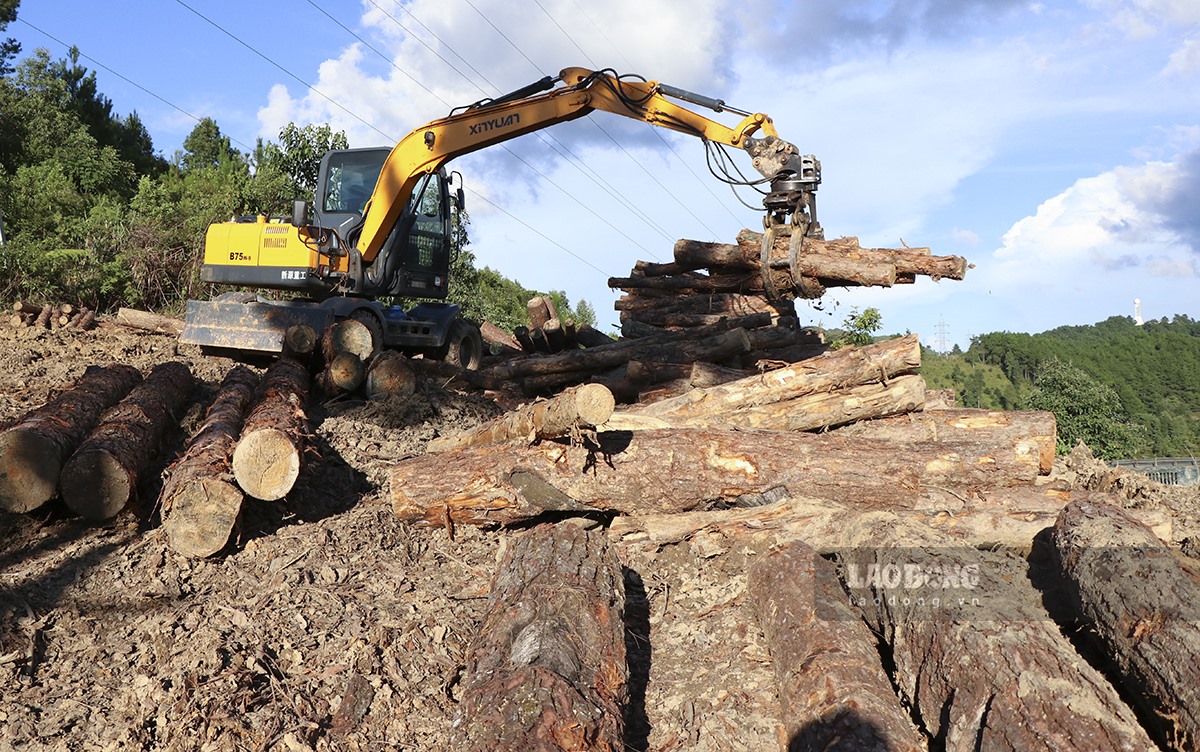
[
  {"x1": 1053, "y1": 498, "x2": 1200, "y2": 750},
  {"x1": 114, "y1": 307, "x2": 185, "y2": 335},
  {"x1": 321, "y1": 318, "x2": 374, "y2": 363},
  {"x1": 317, "y1": 352, "x2": 365, "y2": 397},
  {"x1": 160, "y1": 365, "x2": 260, "y2": 557},
  {"x1": 12, "y1": 300, "x2": 41, "y2": 315},
  {"x1": 834, "y1": 408, "x2": 1057, "y2": 474},
  {"x1": 607, "y1": 489, "x2": 1173, "y2": 554},
  {"x1": 427, "y1": 383, "x2": 615, "y2": 454},
  {"x1": 749, "y1": 542, "x2": 925, "y2": 751},
  {"x1": 526, "y1": 295, "x2": 558, "y2": 331},
  {"x1": 284, "y1": 324, "x2": 317, "y2": 357},
  {"x1": 0, "y1": 364, "x2": 143, "y2": 513},
  {"x1": 232, "y1": 357, "x2": 311, "y2": 501},
  {"x1": 392, "y1": 428, "x2": 1049, "y2": 528},
  {"x1": 452, "y1": 523, "x2": 627, "y2": 751},
  {"x1": 60, "y1": 362, "x2": 195, "y2": 520},
  {"x1": 364, "y1": 350, "x2": 417, "y2": 400},
  {"x1": 834, "y1": 516, "x2": 1154, "y2": 750}
]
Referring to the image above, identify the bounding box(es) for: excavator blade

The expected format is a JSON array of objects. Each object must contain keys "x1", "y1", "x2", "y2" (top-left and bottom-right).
[{"x1": 180, "y1": 299, "x2": 334, "y2": 354}]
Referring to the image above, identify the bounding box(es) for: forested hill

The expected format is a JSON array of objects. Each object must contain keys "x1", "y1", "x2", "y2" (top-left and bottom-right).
[{"x1": 921, "y1": 315, "x2": 1200, "y2": 459}]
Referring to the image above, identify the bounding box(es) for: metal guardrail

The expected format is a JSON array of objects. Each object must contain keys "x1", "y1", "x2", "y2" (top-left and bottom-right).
[{"x1": 1112, "y1": 458, "x2": 1200, "y2": 486}]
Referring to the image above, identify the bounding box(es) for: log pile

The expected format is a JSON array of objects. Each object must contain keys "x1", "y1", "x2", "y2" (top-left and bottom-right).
[
  {"x1": 611, "y1": 230, "x2": 969, "y2": 338},
  {"x1": 8, "y1": 300, "x2": 98, "y2": 331}
]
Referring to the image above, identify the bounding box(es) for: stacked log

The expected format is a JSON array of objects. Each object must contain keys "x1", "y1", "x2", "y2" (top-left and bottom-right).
[
  {"x1": 316, "y1": 319, "x2": 375, "y2": 397},
  {"x1": 452, "y1": 523, "x2": 628, "y2": 750},
  {"x1": 363, "y1": 350, "x2": 417, "y2": 401},
  {"x1": 612, "y1": 230, "x2": 968, "y2": 339},
  {"x1": 60, "y1": 361, "x2": 195, "y2": 521},
  {"x1": 8, "y1": 301, "x2": 97, "y2": 331},
  {"x1": 232, "y1": 357, "x2": 312, "y2": 501},
  {"x1": 160, "y1": 365, "x2": 260, "y2": 557},
  {"x1": 513, "y1": 295, "x2": 582, "y2": 355},
  {"x1": 0, "y1": 364, "x2": 143, "y2": 513},
  {"x1": 114, "y1": 307, "x2": 185, "y2": 335}
]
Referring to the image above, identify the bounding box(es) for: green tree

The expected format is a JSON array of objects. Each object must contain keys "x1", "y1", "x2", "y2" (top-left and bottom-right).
[
  {"x1": 260, "y1": 122, "x2": 348, "y2": 196},
  {"x1": 0, "y1": 0, "x2": 19, "y2": 77},
  {"x1": 1022, "y1": 357, "x2": 1147, "y2": 460},
  {"x1": 829, "y1": 306, "x2": 882, "y2": 348},
  {"x1": 181, "y1": 117, "x2": 239, "y2": 172}
]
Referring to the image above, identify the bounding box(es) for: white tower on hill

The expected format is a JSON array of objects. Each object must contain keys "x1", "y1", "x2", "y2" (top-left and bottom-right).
[{"x1": 1134, "y1": 298, "x2": 1144, "y2": 327}]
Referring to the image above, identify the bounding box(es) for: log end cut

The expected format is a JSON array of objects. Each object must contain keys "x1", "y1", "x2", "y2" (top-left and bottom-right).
[
  {"x1": 0, "y1": 429, "x2": 64, "y2": 513},
  {"x1": 232, "y1": 428, "x2": 301, "y2": 501},
  {"x1": 60, "y1": 448, "x2": 133, "y2": 520},
  {"x1": 162, "y1": 477, "x2": 244, "y2": 557}
]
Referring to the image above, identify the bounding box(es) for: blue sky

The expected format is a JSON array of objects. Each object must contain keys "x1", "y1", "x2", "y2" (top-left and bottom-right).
[{"x1": 11, "y1": 0, "x2": 1200, "y2": 349}]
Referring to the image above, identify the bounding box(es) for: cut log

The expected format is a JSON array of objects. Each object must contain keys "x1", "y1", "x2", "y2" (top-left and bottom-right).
[
  {"x1": 321, "y1": 318, "x2": 374, "y2": 363},
  {"x1": 160, "y1": 365, "x2": 260, "y2": 557},
  {"x1": 1053, "y1": 498, "x2": 1200, "y2": 749},
  {"x1": 835, "y1": 408, "x2": 1057, "y2": 474},
  {"x1": 480, "y1": 320, "x2": 522, "y2": 354},
  {"x1": 284, "y1": 324, "x2": 318, "y2": 357},
  {"x1": 513, "y1": 325, "x2": 537, "y2": 353},
  {"x1": 625, "y1": 334, "x2": 920, "y2": 422},
  {"x1": 528, "y1": 326, "x2": 551, "y2": 354},
  {"x1": 364, "y1": 350, "x2": 417, "y2": 400},
  {"x1": 317, "y1": 351, "x2": 365, "y2": 397},
  {"x1": 60, "y1": 362, "x2": 195, "y2": 521},
  {"x1": 427, "y1": 383, "x2": 615, "y2": 454},
  {"x1": 232, "y1": 357, "x2": 311, "y2": 501},
  {"x1": 12, "y1": 300, "x2": 41, "y2": 315},
  {"x1": 452, "y1": 523, "x2": 627, "y2": 751},
  {"x1": 542, "y1": 317, "x2": 567, "y2": 352},
  {"x1": 73, "y1": 309, "x2": 97, "y2": 331},
  {"x1": 834, "y1": 517, "x2": 1154, "y2": 750},
  {"x1": 608, "y1": 489, "x2": 1173, "y2": 554},
  {"x1": 749, "y1": 542, "x2": 925, "y2": 751},
  {"x1": 0, "y1": 364, "x2": 144, "y2": 513},
  {"x1": 736, "y1": 230, "x2": 970, "y2": 281},
  {"x1": 392, "y1": 428, "x2": 1048, "y2": 528},
  {"x1": 115, "y1": 307, "x2": 185, "y2": 335},
  {"x1": 526, "y1": 295, "x2": 558, "y2": 331},
  {"x1": 575, "y1": 324, "x2": 617, "y2": 348},
  {"x1": 34, "y1": 305, "x2": 52, "y2": 329}
]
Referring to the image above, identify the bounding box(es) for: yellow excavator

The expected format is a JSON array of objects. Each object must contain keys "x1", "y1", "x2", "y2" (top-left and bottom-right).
[{"x1": 180, "y1": 66, "x2": 823, "y2": 367}]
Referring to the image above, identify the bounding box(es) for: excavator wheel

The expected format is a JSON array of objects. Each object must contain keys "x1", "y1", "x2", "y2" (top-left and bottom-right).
[{"x1": 442, "y1": 318, "x2": 483, "y2": 370}]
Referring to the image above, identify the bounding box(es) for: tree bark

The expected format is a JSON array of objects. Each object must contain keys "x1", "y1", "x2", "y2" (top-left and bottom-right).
[
  {"x1": 833, "y1": 517, "x2": 1154, "y2": 751},
  {"x1": 160, "y1": 365, "x2": 260, "y2": 557},
  {"x1": 527, "y1": 295, "x2": 558, "y2": 331},
  {"x1": 284, "y1": 324, "x2": 318, "y2": 357},
  {"x1": 724, "y1": 230, "x2": 971, "y2": 281},
  {"x1": 73, "y1": 309, "x2": 97, "y2": 331},
  {"x1": 452, "y1": 522, "x2": 628, "y2": 751},
  {"x1": 624, "y1": 334, "x2": 920, "y2": 422},
  {"x1": 481, "y1": 320, "x2": 522, "y2": 354},
  {"x1": 60, "y1": 361, "x2": 195, "y2": 520},
  {"x1": 0, "y1": 364, "x2": 143, "y2": 513},
  {"x1": 834, "y1": 408, "x2": 1057, "y2": 475},
  {"x1": 748, "y1": 542, "x2": 926, "y2": 752},
  {"x1": 115, "y1": 307, "x2": 185, "y2": 335},
  {"x1": 232, "y1": 357, "x2": 311, "y2": 501},
  {"x1": 12, "y1": 300, "x2": 41, "y2": 315},
  {"x1": 392, "y1": 428, "x2": 1048, "y2": 528},
  {"x1": 364, "y1": 350, "x2": 417, "y2": 400},
  {"x1": 1053, "y1": 498, "x2": 1200, "y2": 750},
  {"x1": 34, "y1": 304, "x2": 52, "y2": 329},
  {"x1": 575, "y1": 324, "x2": 617, "y2": 348},
  {"x1": 427, "y1": 383, "x2": 615, "y2": 454}
]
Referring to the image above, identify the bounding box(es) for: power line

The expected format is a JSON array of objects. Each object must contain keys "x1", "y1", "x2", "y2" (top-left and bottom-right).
[
  {"x1": 14, "y1": 17, "x2": 257, "y2": 154},
  {"x1": 466, "y1": 188, "x2": 610, "y2": 276}
]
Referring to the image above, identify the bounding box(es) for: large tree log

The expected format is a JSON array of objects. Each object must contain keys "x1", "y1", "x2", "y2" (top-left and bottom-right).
[
  {"x1": 427, "y1": 384, "x2": 615, "y2": 454},
  {"x1": 1053, "y1": 498, "x2": 1200, "y2": 750},
  {"x1": 160, "y1": 365, "x2": 260, "y2": 557},
  {"x1": 0, "y1": 364, "x2": 144, "y2": 513},
  {"x1": 317, "y1": 351, "x2": 365, "y2": 397},
  {"x1": 392, "y1": 428, "x2": 1047, "y2": 527},
  {"x1": 114, "y1": 307, "x2": 185, "y2": 335},
  {"x1": 834, "y1": 408, "x2": 1057, "y2": 475},
  {"x1": 574, "y1": 324, "x2": 616, "y2": 348},
  {"x1": 480, "y1": 319, "x2": 522, "y2": 354},
  {"x1": 607, "y1": 489, "x2": 1173, "y2": 554},
  {"x1": 452, "y1": 523, "x2": 627, "y2": 751},
  {"x1": 719, "y1": 230, "x2": 971, "y2": 281},
  {"x1": 60, "y1": 362, "x2": 195, "y2": 520},
  {"x1": 321, "y1": 318, "x2": 374, "y2": 363},
  {"x1": 364, "y1": 350, "x2": 417, "y2": 400},
  {"x1": 833, "y1": 516, "x2": 1154, "y2": 750},
  {"x1": 232, "y1": 357, "x2": 311, "y2": 501},
  {"x1": 749, "y1": 542, "x2": 926, "y2": 752},
  {"x1": 624, "y1": 334, "x2": 920, "y2": 421}
]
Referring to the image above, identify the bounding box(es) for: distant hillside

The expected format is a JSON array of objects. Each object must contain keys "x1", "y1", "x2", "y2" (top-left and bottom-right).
[{"x1": 922, "y1": 315, "x2": 1200, "y2": 458}]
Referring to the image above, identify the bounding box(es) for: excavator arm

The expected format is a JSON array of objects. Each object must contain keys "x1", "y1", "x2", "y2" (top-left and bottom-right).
[{"x1": 355, "y1": 66, "x2": 822, "y2": 266}]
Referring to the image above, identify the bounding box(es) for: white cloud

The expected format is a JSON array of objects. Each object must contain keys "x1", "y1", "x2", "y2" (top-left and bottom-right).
[{"x1": 1164, "y1": 36, "x2": 1200, "y2": 75}]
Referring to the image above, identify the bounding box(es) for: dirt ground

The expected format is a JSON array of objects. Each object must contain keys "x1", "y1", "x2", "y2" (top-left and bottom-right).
[{"x1": 1, "y1": 321, "x2": 1197, "y2": 751}]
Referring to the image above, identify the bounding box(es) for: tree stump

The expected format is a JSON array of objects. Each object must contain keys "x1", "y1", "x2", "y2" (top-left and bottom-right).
[
  {"x1": 60, "y1": 362, "x2": 195, "y2": 520},
  {"x1": 160, "y1": 365, "x2": 260, "y2": 557},
  {"x1": 0, "y1": 364, "x2": 143, "y2": 513},
  {"x1": 452, "y1": 522, "x2": 628, "y2": 751},
  {"x1": 232, "y1": 357, "x2": 311, "y2": 501}
]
